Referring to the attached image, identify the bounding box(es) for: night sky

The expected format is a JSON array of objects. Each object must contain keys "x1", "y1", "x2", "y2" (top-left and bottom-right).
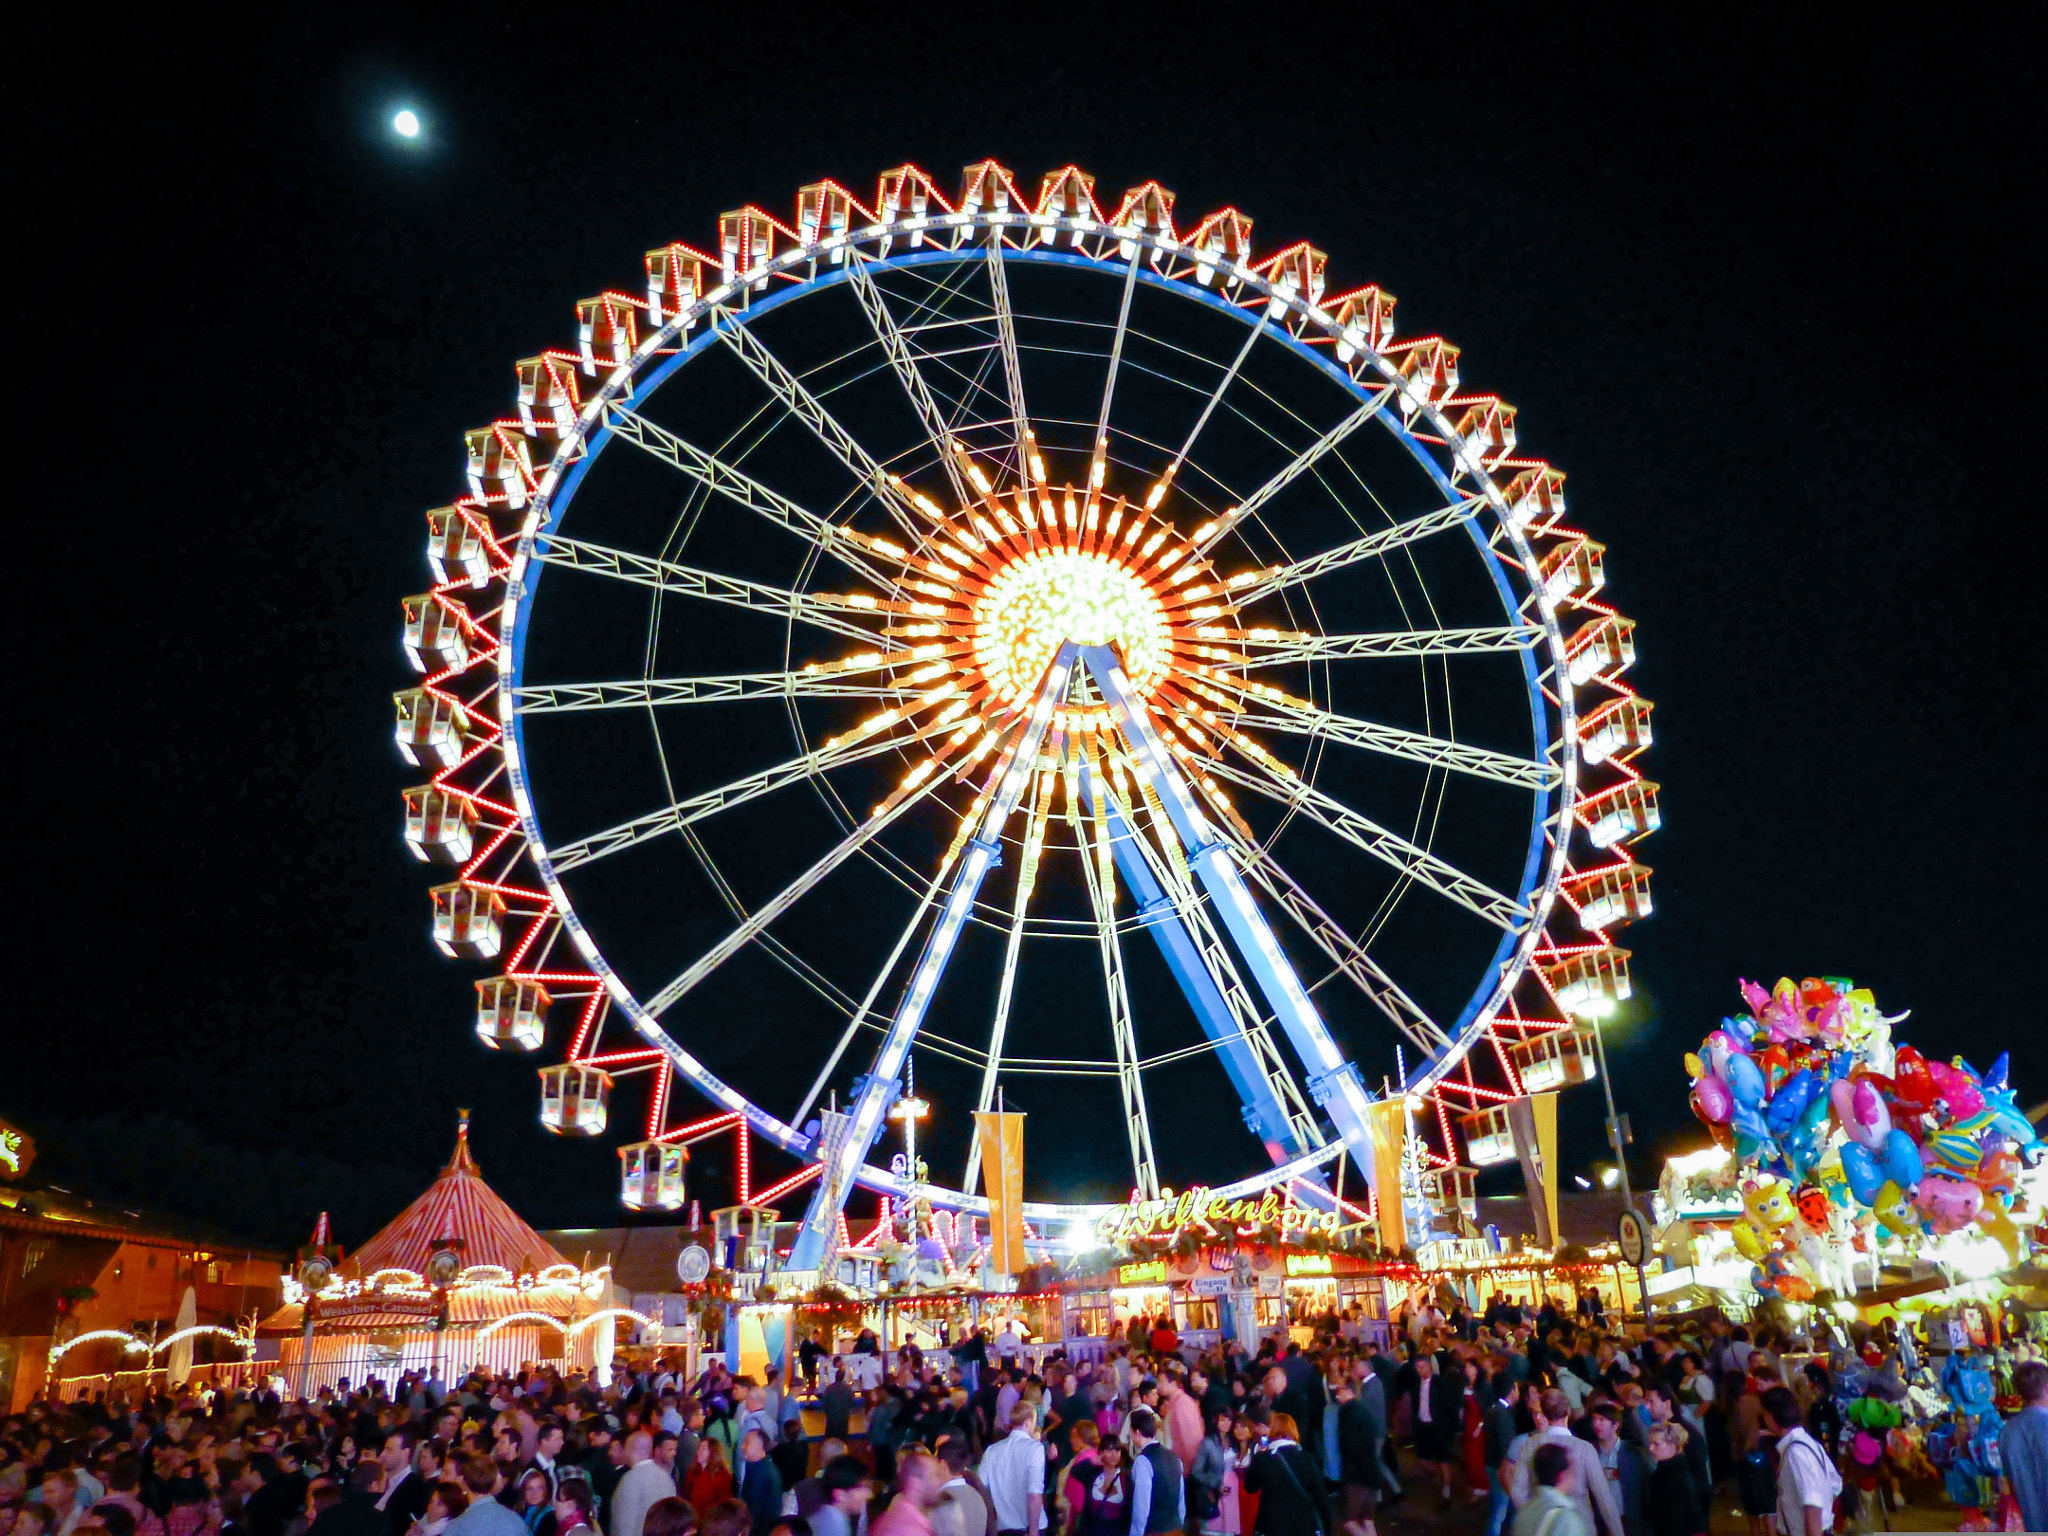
[{"x1": 12, "y1": 16, "x2": 2040, "y2": 1252}]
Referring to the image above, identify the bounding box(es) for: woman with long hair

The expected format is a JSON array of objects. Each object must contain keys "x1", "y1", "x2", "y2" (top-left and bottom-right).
[
  {"x1": 1228, "y1": 1417, "x2": 1261, "y2": 1536},
  {"x1": 406, "y1": 1483, "x2": 468, "y2": 1536},
  {"x1": 1201, "y1": 1410, "x2": 1242, "y2": 1536},
  {"x1": 683, "y1": 1439, "x2": 735, "y2": 1518},
  {"x1": 1081, "y1": 1442, "x2": 1129, "y2": 1536},
  {"x1": 1241, "y1": 1415, "x2": 1333, "y2": 1536},
  {"x1": 515, "y1": 1469, "x2": 555, "y2": 1536},
  {"x1": 1062, "y1": 1421, "x2": 1101, "y2": 1536},
  {"x1": 549, "y1": 1483, "x2": 599, "y2": 1536},
  {"x1": 1459, "y1": 1359, "x2": 1489, "y2": 1503}
]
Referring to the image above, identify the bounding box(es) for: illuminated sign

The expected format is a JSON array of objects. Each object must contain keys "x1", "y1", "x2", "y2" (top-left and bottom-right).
[
  {"x1": 1117, "y1": 1260, "x2": 1170, "y2": 1286},
  {"x1": 1097, "y1": 1186, "x2": 1346, "y2": 1245},
  {"x1": 1285, "y1": 1254, "x2": 1333, "y2": 1276}
]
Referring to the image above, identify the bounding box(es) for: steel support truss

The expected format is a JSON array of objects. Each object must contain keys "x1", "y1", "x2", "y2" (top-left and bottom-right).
[{"x1": 789, "y1": 643, "x2": 1380, "y2": 1268}]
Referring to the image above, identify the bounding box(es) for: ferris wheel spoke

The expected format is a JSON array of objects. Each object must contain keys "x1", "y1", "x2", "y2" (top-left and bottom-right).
[
  {"x1": 1231, "y1": 494, "x2": 1486, "y2": 606},
  {"x1": 1162, "y1": 308, "x2": 1266, "y2": 487},
  {"x1": 791, "y1": 838, "x2": 966, "y2": 1135},
  {"x1": 1090, "y1": 254, "x2": 1143, "y2": 479},
  {"x1": 1217, "y1": 824, "x2": 1453, "y2": 1058},
  {"x1": 1226, "y1": 695, "x2": 1562, "y2": 791},
  {"x1": 642, "y1": 722, "x2": 993, "y2": 1019},
  {"x1": 513, "y1": 668, "x2": 908, "y2": 715},
  {"x1": 1193, "y1": 384, "x2": 1399, "y2": 550},
  {"x1": 844, "y1": 254, "x2": 975, "y2": 507},
  {"x1": 985, "y1": 233, "x2": 1033, "y2": 479},
  {"x1": 1202, "y1": 751, "x2": 1530, "y2": 931},
  {"x1": 530, "y1": 536, "x2": 897, "y2": 650},
  {"x1": 1220, "y1": 625, "x2": 1545, "y2": 667},
  {"x1": 548, "y1": 704, "x2": 952, "y2": 872},
  {"x1": 603, "y1": 406, "x2": 899, "y2": 588},
  {"x1": 961, "y1": 766, "x2": 1055, "y2": 1196},
  {"x1": 1075, "y1": 766, "x2": 1161, "y2": 1200},
  {"x1": 710, "y1": 308, "x2": 928, "y2": 543}
]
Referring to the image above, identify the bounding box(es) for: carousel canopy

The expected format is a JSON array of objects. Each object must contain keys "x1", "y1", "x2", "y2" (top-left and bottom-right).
[{"x1": 342, "y1": 1116, "x2": 570, "y2": 1281}]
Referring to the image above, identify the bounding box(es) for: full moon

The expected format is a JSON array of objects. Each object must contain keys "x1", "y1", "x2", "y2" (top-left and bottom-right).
[{"x1": 393, "y1": 110, "x2": 421, "y2": 139}]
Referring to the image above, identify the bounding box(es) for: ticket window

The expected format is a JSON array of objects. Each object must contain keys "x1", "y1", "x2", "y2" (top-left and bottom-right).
[
  {"x1": 1113, "y1": 1286, "x2": 1173, "y2": 1330},
  {"x1": 1068, "y1": 1287, "x2": 1113, "y2": 1338},
  {"x1": 1174, "y1": 1296, "x2": 1220, "y2": 1332},
  {"x1": 1337, "y1": 1278, "x2": 1384, "y2": 1319},
  {"x1": 1287, "y1": 1277, "x2": 1339, "y2": 1322},
  {"x1": 1255, "y1": 1294, "x2": 1288, "y2": 1327}
]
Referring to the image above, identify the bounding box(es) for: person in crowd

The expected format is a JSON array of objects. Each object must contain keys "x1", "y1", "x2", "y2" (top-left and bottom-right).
[
  {"x1": 1999, "y1": 1359, "x2": 2048, "y2": 1535},
  {"x1": 403, "y1": 1482, "x2": 465, "y2": 1536},
  {"x1": 1239, "y1": 1414, "x2": 1326, "y2": 1536},
  {"x1": 1641, "y1": 1425, "x2": 1702, "y2": 1536},
  {"x1": 1760, "y1": 1388, "x2": 1836, "y2": 1536},
  {"x1": 1405, "y1": 1352, "x2": 1464, "y2": 1505},
  {"x1": 1187, "y1": 1410, "x2": 1228, "y2": 1536},
  {"x1": 978, "y1": 1406, "x2": 1045, "y2": 1536},
  {"x1": 1512, "y1": 1444, "x2": 1589, "y2": 1536},
  {"x1": 511, "y1": 1473, "x2": 552, "y2": 1536},
  {"x1": 1508, "y1": 1390, "x2": 1619, "y2": 1536},
  {"x1": 1586, "y1": 1407, "x2": 1644, "y2": 1536},
  {"x1": 733, "y1": 1435, "x2": 780, "y2": 1536},
  {"x1": 1123, "y1": 1410, "x2": 1181, "y2": 1536},
  {"x1": 1079, "y1": 1445, "x2": 1127, "y2": 1536},
  {"x1": 614, "y1": 1435, "x2": 681, "y2": 1536},
  {"x1": 873, "y1": 1450, "x2": 946, "y2": 1536},
  {"x1": 642, "y1": 1500, "x2": 694, "y2": 1536},
  {"x1": 928, "y1": 1444, "x2": 987, "y2": 1536},
  {"x1": 1060, "y1": 1422, "x2": 1102, "y2": 1536},
  {"x1": 683, "y1": 1443, "x2": 733, "y2": 1521},
  {"x1": 1480, "y1": 1378, "x2": 1519, "y2": 1536},
  {"x1": 542, "y1": 1486, "x2": 593, "y2": 1536},
  {"x1": 817, "y1": 1375, "x2": 856, "y2": 1449}
]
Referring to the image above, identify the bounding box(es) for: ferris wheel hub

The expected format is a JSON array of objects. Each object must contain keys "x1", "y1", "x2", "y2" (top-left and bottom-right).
[{"x1": 909, "y1": 487, "x2": 1216, "y2": 728}]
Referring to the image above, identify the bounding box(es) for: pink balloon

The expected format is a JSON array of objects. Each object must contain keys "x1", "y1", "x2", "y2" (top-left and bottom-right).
[
  {"x1": 1693, "y1": 1076, "x2": 1734, "y2": 1125},
  {"x1": 1915, "y1": 1174, "x2": 1982, "y2": 1234},
  {"x1": 1830, "y1": 1078, "x2": 1890, "y2": 1150}
]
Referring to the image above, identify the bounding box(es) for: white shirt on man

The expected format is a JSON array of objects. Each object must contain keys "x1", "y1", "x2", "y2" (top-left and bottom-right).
[{"x1": 980, "y1": 1428, "x2": 1047, "y2": 1532}]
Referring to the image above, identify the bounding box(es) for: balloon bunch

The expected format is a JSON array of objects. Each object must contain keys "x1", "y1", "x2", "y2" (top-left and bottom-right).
[{"x1": 1683, "y1": 976, "x2": 2040, "y2": 1299}]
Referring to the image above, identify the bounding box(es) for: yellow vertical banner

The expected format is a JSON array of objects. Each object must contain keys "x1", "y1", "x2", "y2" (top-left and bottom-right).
[
  {"x1": 1367, "y1": 1099, "x2": 1410, "y2": 1255},
  {"x1": 975, "y1": 1112, "x2": 1027, "y2": 1273},
  {"x1": 1532, "y1": 1091, "x2": 1559, "y2": 1246},
  {"x1": 1507, "y1": 1092, "x2": 1562, "y2": 1249}
]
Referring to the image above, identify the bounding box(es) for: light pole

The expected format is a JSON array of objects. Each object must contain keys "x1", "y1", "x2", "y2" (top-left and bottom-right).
[{"x1": 1587, "y1": 1006, "x2": 1651, "y2": 1320}]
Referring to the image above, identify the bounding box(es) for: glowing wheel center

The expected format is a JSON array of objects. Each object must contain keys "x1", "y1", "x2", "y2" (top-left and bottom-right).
[{"x1": 972, "y1": 550, "x2": 1170, "y2": 713}]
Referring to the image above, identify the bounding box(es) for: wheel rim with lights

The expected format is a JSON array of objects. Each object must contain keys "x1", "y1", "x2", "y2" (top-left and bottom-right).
[{"x1": 395, "y1": 162, "x2": 1656, "y2": 1260}]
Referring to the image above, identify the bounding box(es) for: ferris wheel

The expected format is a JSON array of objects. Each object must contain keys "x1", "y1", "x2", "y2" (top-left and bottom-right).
[{"x1": 396, "y1": 162, "x2": 1657, "y2": 1266}]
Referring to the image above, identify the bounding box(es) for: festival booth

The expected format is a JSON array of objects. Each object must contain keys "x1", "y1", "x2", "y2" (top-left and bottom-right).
[
  {"x1": 262, "y1": 1118, "x2": 625, "y2": 1393},
  {"x1": 1652, "y1": 974, "x2": 2048, "y2": 1525}
]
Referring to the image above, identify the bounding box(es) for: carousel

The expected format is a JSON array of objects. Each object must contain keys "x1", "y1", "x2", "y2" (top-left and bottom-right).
[{"x1": 262, "y1": 1115, "x2": 630, "y2": 1392}]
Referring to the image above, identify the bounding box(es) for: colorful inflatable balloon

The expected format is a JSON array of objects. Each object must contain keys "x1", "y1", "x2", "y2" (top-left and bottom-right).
[{"x1": 1675, "y1": 973, "x2": 2036, "y2": 1295}]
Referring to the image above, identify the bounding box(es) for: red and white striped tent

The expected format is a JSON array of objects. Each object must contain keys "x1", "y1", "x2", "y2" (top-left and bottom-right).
[{"x1": 264, "y1": 1117, "x2": 611, "y2": 1391}]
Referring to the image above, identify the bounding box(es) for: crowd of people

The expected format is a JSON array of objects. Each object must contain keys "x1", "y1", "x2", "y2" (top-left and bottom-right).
[{"x1": 5, "y1": 1296, "x2": 2046, "y2": 1536}]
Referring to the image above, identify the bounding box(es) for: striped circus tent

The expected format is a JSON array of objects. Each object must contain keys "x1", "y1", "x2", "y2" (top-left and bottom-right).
[{"x1": 264, "y1": 1115, "x2": 618, "y2": 1392}]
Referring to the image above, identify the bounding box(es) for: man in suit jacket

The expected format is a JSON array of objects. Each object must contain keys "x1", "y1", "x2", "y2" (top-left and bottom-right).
[
  {"x1": 1332, "y1": 1380, "x2": 1381, "y2": 1521},
  {"x1": 375, "y1": 1432, "x2": 431, "y2": 1536}
]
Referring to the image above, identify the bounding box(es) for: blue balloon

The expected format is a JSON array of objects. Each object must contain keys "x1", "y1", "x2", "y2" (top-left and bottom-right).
[
  {"x1": 1846, "y1": 1129, "x2": 1924, "y2": 1204},
  {"x1": 1726, "y1": 1052, "x2": 1767, "y2": 1108},
  {"x1": 1766, "y1": 1069, "x2": 1817, "y2": 1138}
]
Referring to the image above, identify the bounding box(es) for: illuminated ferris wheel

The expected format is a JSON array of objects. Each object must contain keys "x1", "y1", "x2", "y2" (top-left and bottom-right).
[{"x1": 396, "y1": 162, "x2": 1656, "y2": 1265}]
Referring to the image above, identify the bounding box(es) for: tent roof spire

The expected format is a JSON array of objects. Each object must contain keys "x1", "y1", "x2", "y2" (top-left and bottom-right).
[{"x1": 339, "y1": 1113, "x2": 568, "y2": 1280}]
